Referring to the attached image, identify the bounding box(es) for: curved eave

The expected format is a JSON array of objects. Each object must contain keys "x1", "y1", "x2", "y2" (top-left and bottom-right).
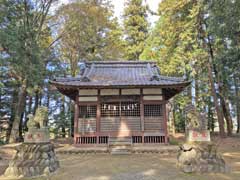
[
  {"x1": 49, "y1": 80, "x2": 191, "y2": 100},
  {"x1": 49, "y1": 80, "x2": 191, "y2": 89}
]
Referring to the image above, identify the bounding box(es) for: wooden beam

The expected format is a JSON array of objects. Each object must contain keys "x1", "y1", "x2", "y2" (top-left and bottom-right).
[
  {"x1": 96, "y1": 89, "x2": 101, "y2": 143},
  {"x1": 163, "y1": 102, "x2": 168, "y2": 144},
  {"x1": 140, "y1": 89, "x2": 144, "y2": 132}
]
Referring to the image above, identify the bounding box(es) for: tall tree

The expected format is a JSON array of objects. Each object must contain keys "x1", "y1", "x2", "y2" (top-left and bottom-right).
[
  {"x1": 141, "y1": 0, "x2": 238, "y2": 137},
  {"x1": 55, "y1": 0, "x2": 124, "y2": 73},
  {"x1": 0, "y1": 0, "x2": 54, "y2": 142},
  {"x1": 123, "y1": 0, "x2": 149, "y2": 60}
]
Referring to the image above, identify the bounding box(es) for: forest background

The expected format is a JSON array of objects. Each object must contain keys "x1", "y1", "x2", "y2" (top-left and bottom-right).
[{"x1": 0, "y1": 0, "x2": 239, "y2": 143}]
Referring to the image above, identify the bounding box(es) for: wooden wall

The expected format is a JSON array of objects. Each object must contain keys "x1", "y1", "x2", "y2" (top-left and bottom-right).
[
  {"x1": 144, "y1": 117, "x2": 164, "y2": 131},
  {"x1": 77, "y1": 88, "x2": 166, "y2": 134},
  {"x1": 100, "y1": 117, "x2": 141, "y2": 132}
]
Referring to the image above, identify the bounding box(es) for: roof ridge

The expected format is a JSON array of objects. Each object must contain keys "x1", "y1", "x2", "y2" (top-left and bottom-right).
[{"x1": 85, "y1": 61, "x2": 157, "y2": 65}]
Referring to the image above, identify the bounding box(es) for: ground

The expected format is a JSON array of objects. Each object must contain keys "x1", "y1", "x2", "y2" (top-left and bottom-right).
[{"x1": 0, "y1": 135, "x2": 240, "y2": 180}]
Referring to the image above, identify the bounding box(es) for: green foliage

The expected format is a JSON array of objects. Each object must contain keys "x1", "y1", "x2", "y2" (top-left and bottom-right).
[
  {"x1": 141, "y1": 0, "x2": 206, "y2": 76},
  {"x1": 123, "y1": 0, "x2": 149, "y2": 60},
  {"x1": 141, "y1": 0, "x2": 240, "y2": 133},
  {"x1": 0, "y1": 0, "x2": 52, "y2": 87},
  {"x1": 55, "y1": 0, "x2": 124, "y2": 76},
  {"x1": 140, "y1": 0, "x2": 205, "y2": 132},
  {"x1": 1, "y1": 0, "x2": 240, "y2": 142}
]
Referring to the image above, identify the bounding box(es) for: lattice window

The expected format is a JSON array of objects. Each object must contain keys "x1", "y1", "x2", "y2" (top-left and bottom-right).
[
  {"x1": 121, "y1": 102, "x2": 140, "y2": 117},
  {"x1": 144, "y1": 104, "x2": 163, "y2": 117},
  {"x1": 101, "y1": 102, "x2": 120, "y2": 117},
  {"x1": 79, "y1": 105, "x2": 97, "y2": 118}
]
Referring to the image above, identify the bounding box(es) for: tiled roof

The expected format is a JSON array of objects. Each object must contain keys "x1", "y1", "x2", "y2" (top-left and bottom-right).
[{"x1": 50, "y1": 61, "x2": 191, "y2": 88}]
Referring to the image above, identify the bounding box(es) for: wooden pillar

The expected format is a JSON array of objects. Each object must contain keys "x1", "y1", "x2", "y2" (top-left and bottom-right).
[
  {"x1": 74, "y1": 94, "x2": 79, "y2": 145},
  {"x1": 140, "y1": 89, "x2": 144, "y2": 143},
  {"x1": 163, "y1": 101, "x2": 168, "y2": 143},
  {"x1": 96, "y1": 89, "x2": 101, "y2": 144}
]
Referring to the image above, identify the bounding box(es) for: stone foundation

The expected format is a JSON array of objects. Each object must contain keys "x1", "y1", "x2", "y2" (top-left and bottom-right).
[
  {"x1": 3, "y1": 143, "x2": 59, "y2": 179},
  {"x1": 177, "y1": 143, "x2": 228, "y2": 173}
]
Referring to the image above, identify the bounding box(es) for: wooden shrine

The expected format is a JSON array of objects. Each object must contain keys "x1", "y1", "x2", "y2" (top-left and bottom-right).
[{"x1": 50, "y1": 61, "x2": 190, "y2": 146}]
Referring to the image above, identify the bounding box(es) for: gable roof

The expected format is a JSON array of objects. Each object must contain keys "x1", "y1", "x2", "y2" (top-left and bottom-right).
[{"x1": 50, "y1": 61, "x2": 191, "y2": 88}]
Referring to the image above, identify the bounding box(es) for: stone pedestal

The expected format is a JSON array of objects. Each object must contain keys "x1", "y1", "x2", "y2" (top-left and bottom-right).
[
  {"x1": 177, "y1": 143, "x2": 228, "y2": 173},
  {"x1": 24, "y1": 128, "x2": 50, "y2": 143},
  {"x1": 3, "y1": 143, "x2": 59, "y2": 178}
]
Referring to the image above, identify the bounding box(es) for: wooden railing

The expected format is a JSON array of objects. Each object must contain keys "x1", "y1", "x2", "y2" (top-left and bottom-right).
[
  {"x1": 144, "y1": 136, "x2": 165, "y2": 143},
  {"x1": 98, "y1": 136, "x2": 108, "y2": 144},
  {"x1": 75, "y1": 136, "x2": 108, "y2": 145},
  {"x1": 75, "y1": 136, "x2": 97, "y2": 144},
  {"x1": 75, "y1": 135, "x2": 166, "y2": 145},
  {"x1": 132, "y1": 136, "x2": 142, "y2": 143}
]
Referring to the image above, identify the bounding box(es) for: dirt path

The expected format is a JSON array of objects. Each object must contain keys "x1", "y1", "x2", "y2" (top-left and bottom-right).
[
  {"x1": 29, "y1": 152, "x2": 239, "y2": 180},
  {"x1": 0, "y1": 136, "x2": 240, "y2": 180}
]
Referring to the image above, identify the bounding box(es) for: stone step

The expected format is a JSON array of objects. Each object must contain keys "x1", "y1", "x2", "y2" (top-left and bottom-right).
[
  {"x1": 108, "y1": 137, "x2": 132, "y2": 155},
  {"x1": 109, "y1": 137, "x2": 132, "y2": 142},
  {"x1": 110, "y1": 148, "x2": 132, "y2": 155},
  {"x1": 108, "y1": 139, "x2": 132, "y2": 142},
  {"x1": 109, "y1": 141, "x2": 132, "y2": 146},
  {"x1": 109, "y1": 145, "x2": 131, "y2": 149},
  {"x1": 108, "y1": 137, "x2": 132, "y2": 145}
]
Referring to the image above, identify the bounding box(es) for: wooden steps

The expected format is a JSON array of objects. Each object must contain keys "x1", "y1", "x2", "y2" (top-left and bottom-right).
[{"x1": 108, "y1": 137, "x2": 132, "y2": 155}]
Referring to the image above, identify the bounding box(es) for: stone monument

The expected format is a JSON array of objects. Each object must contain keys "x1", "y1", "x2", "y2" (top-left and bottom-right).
[
  {"x1": 177, "y1": 104, "x2": 228, "y2": 173},
  {"x1": 2, "y1": 107, "x2": 59, "y2": 179},
  {"x1": 185, "y1": 105, "x2": 210, "y2": 142}
]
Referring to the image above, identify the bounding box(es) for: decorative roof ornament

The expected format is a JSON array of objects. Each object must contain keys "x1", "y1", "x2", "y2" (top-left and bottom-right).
[{"x1": 147, "y1": 63, "x2": 160, "y2": 81}]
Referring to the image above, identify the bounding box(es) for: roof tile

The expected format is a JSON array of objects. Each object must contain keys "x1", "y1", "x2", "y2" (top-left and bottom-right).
[{"x1": 51, "y1": 61, "x2": 190, "y2": 88}]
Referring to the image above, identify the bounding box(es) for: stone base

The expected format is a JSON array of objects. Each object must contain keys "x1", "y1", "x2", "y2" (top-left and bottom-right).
[
  {"x1": 3, "y1": 143, "x2": 59, "y2": 178},
  {"x1": 177, "y1": 142, "x2": 228, "y2": 173},
  {"x1": 24, "y1": 128, "x2": 50, "y2": 143}
]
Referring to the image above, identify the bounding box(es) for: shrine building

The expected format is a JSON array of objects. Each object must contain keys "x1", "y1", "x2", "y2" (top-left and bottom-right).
[{"x1": 50, "y1": 61, "x2": 190, "y2": 146}]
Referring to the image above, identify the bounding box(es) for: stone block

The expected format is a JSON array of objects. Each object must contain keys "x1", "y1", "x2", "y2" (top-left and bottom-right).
[
  {"x1": 177, "y1": 143, "x2": 228, "y2": 174},
  {"x1": 24, "y1": 128, "x2": 50, "y2": 143},
  {"x1": 3, "y1": 143, "x2": 59, "y2": 179}
]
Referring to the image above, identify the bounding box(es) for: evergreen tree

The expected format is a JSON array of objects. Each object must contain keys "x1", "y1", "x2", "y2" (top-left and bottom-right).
[
  {"x1": 123, "y1": 0, "x2": 149, "y2": 60},
  {"x1": 0, "y1": 0, "x2": 54, "y2": 142}
]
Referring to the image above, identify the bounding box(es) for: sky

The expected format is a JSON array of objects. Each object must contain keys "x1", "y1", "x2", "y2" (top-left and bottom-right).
[
  {"x1": 113, "y1": 0, "x2": 162, "y2": 25},
  {"x1": 58, "y1": 0, "x2": 162, "y2": 25}
]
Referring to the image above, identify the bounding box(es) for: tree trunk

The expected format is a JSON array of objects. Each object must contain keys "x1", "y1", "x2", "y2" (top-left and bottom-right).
[
  {"x1": 207, "y1": 61, "x2": 225, "y2": 137},
  {"x1": 33, "y1": 90, "x2": 39, "y2": 114},
  {"x1": 9, "y1": 81, "x2": 27, "y2": 143},
  {"x1": 167, "y1": 101, "x2": 175, "y2": 135},
  {"x1": 62, "y1": 125, "x2": 66, "y2": 138},
  {"x1": 39, "y1": 93, "x2": 42, "y2": 106},
  {"x1": 220, "y1": 97, "x2": 233, "y2": 136},
  {"x1": 19, "y1": 111, "x2": 25, "y2": 142},
  {"x1": 28, "y1": 96, "x2": 32, "y2": 114},
  {"x1": 204, "y1": 33, "x2": 226, "y2": 137},
  {"x1": 5, "y1": 89, "x2": 18, "y2": 143},
  {"x1": 234, "y1": 76, "x2": 240, "y2": 133},
  {"x1": 217, "y1": 78, "x2": 233, "y2": 136},
  {"x1": 23, "y1": 96, "x2": 33, "y2": 131},
  {"x1": 195, "y1": 74, "x2": 199, "y2": 107},
  {"x1": 207, "y1": 101, "x2": 215, "y2": 132},
  {"x1": 214, "y1": 61, "x2": 233, "y2": 136},
  {"x1": 46, "y1": 90, "x2": 50, "y2": 109}
]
